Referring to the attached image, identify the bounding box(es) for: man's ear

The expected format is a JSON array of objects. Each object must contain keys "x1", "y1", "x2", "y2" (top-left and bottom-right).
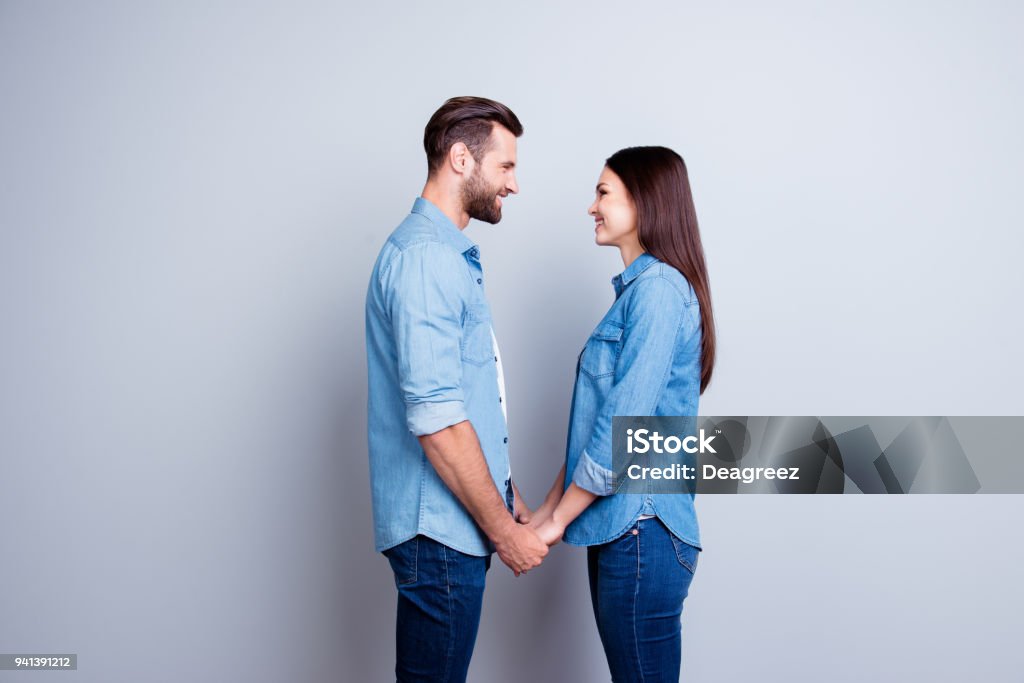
[{"x1": 448, "y1": 141, "x2": 472, "y2": 176}]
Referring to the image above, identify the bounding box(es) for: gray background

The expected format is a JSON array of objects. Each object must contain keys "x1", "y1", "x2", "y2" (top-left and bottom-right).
[{"x1": 1, "y1": 1, "x2": 1022, "y2": 681}]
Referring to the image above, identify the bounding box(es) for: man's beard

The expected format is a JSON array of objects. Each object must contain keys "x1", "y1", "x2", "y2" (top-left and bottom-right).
[{"x1": 461, "y1": 167, "x2": 503, "y2": 224}]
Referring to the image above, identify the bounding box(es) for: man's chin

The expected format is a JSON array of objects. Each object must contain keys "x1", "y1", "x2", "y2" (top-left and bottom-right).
[{"x1": 470, "y1": 210, "x2": 502, "y2": 225}]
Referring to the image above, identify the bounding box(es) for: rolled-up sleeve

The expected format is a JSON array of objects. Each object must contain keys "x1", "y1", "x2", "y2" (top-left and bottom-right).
[
  {"x1": 380, "y1": 241, "x2": 470, "y2": 436},
  {"x1": 572, "y1": 276, "x2": 693, "y2": 495},
  {"x1": 571, "y1": 448, "x2": 615, "y2": 496}
]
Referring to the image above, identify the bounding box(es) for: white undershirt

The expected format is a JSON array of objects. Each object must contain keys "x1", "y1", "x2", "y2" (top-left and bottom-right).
[
  {"x1": 491, "y1": 328, "x2": 511, "y2": 484},
  {"x1": 491, "y1": 327, "x2": 507, "y2": 422}
]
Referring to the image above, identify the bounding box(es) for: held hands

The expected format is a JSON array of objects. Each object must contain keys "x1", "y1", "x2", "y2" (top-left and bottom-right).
[
  {"x1": 532, "y1": 518, "x2": 566, "y2": 547},
  {"x1": 530, "y1": 478, "x2": 594, "y2": 549},
  {"x1": 527, "y1": 504, "x2": 565, "y2": 546},
  {"x1": 494, "y1": 471, "x2": 569, "y2": 575},
  {"x1": 525, "y1": 469, "x2": 568, "y2": 548},
  {"x1": 494, "y1": 521, "x2": 548, "y2": 577}
]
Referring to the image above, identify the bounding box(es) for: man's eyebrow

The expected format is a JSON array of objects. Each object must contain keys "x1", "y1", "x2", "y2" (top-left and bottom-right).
[{"x1": 501, "y1": 160, "x2": 516, "y2": 168}]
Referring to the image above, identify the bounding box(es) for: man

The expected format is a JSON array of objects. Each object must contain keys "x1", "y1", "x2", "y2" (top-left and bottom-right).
[{"x1": 365, "y1": 96, "x2": 548, "y2": 682}]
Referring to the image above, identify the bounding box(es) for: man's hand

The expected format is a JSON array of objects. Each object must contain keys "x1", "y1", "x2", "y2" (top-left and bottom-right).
[
  {"x1": 493, "y1": 522, "x2": 548, "y2": 576},
  {"x1": 511, "y1": 480, "x2": 532, "y2": 524}
]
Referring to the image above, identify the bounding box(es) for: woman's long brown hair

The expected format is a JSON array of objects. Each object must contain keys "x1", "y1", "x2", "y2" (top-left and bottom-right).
[{"x1": 606, "y1": 146, "x2": 716, "y2": 394}]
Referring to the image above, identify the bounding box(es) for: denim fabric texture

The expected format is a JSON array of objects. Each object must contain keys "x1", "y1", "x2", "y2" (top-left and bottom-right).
[
  {"x1": 587, "y1": 517, "x2": 699, "y2": 682},
  {"x1": 384, "y1": 535, "x2": 491, "y2": 682}
]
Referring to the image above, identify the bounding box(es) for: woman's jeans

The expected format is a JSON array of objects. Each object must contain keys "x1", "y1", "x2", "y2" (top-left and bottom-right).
[
  {"x1": 383, "y1": 535, "x2": 491, "y2": 683},
  {"x1": 587, "y1": 517, "x2": 700, "y2": 682}
]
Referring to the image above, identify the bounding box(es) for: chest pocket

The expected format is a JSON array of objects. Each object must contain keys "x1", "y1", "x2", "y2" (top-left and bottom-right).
[
  {"x1": 461, "y1": 303, "x2": 494, "y2": 366},
  {"x1": 580, "y1": 321, "x2": 624, "y2": 379}
]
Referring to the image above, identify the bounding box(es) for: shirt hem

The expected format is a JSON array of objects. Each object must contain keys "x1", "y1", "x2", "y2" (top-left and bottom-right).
[{"x1": 376, "y1": 529, "x2": 493, "y2": 557}]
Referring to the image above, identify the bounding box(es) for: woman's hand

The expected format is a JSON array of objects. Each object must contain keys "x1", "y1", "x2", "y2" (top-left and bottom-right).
[
  {"x1": 528, "y1": 501, "x2": 553, "y2": 529},
  {"x1": 534, "y1": 483, "x2": 597, "y2": 547},
  {"x1": 534, "y1": 518, "x2": 566, "y2": 547}
]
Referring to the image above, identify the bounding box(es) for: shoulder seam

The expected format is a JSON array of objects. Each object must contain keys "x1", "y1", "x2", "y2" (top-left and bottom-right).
[
  {"x1": 378, "y1": 237, "x2": 459, "y2": 282},
  {"x1": 650, "y1": 266, "x2": 697, "y2": 306},
  {"x1": 632, "y1": 269, "x2": 695, "y2": 305}
]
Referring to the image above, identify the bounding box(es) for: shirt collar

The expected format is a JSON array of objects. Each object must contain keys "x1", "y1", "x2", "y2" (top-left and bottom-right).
[
  {"x1": 411, "y1": 197, "x2": 479, "y2": 258},
  {"x1": 612, "y1": 252, "x2": 659, "y2": 296}
]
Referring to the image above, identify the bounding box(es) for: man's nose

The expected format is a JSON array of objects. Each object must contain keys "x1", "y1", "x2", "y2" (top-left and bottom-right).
[{"x1": 507, "y1": 174, "x2": 519, "y2": 195}]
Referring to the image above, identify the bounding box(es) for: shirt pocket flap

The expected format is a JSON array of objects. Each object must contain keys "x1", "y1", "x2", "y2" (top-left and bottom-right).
[
  {"x1": 592, "y1": 322, "x2": 624, "y2": 342},
  {"x1": 580, "y1": 321, "x2": 624, "y2": 379},
  {"x1": 464, "y1": 303, "x2": 491, "y2": 323}
]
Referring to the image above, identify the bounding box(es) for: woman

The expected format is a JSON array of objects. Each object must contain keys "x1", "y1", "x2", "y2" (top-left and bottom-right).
[{"x1": 530, "y1": 146, "x2": 716, "y2": 682}]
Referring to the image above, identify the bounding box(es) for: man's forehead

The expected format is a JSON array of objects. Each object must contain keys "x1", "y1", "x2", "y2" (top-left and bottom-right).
[
  {"x1": 491, "y1": 125, "x2": 517, "y2": 148},
  {"x1": 485, "y1": 126, "x2": 517, "y2": 162}
]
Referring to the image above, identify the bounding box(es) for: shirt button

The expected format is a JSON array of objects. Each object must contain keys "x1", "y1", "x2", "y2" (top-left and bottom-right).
[
  {"x1": 631, "y1": 528, "x2": 639, "y2": 536},
  {"x1": 477, "y1": 278, "x2": 482, "y2": 284},
  {"x1": 494, "y1": 356, "x2": 498, "y2": 362},
  {"x1": 498, "y1": 397, "x2": 502, "y2": 403},
  {"x1": 503, "y1": 437, "x2": 508, "y2": 443}
]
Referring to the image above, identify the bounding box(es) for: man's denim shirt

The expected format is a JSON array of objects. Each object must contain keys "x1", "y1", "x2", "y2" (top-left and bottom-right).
[
  {"x1": 365, "y1": 197, "x2": 509, "y2": 557},
  {"x1": 563, "y1": 253, "x2": 703, "y2": 550}
]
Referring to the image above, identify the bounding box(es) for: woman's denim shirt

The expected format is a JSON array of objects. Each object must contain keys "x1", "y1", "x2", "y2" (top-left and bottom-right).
[{"x1": 563, "y1": 253, "x2": 703, "y2": 549}]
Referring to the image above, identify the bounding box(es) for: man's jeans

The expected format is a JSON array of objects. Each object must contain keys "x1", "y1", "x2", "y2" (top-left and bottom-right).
[
  {"x1": 587, "y1": 516, "x2": 700, "y2": 682},
  {"x1": 384, "y1": 535, "x2": 491, "y2": 683}
]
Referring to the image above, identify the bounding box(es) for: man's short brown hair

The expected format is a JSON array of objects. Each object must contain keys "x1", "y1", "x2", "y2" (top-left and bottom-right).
[{"x1": 423, "y1": 96, "x2": 523, "y2": 174}]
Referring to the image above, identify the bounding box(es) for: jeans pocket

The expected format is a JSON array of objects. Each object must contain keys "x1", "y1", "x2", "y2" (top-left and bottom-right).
[
  {"x1": 668, "y1": 533, "x2": 700, "y2": 574},
  {"x1": 384, "y1": 536, "x2": 419, "y2": 586}
]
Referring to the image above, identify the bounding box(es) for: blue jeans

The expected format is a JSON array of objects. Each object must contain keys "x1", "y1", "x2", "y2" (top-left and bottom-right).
[
  {"x1": 383, "y1": 535, "x2": 491, "y2": 683},
  {"x1": 587, "y1": 517, "x2": 700, "y2": 682}
]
